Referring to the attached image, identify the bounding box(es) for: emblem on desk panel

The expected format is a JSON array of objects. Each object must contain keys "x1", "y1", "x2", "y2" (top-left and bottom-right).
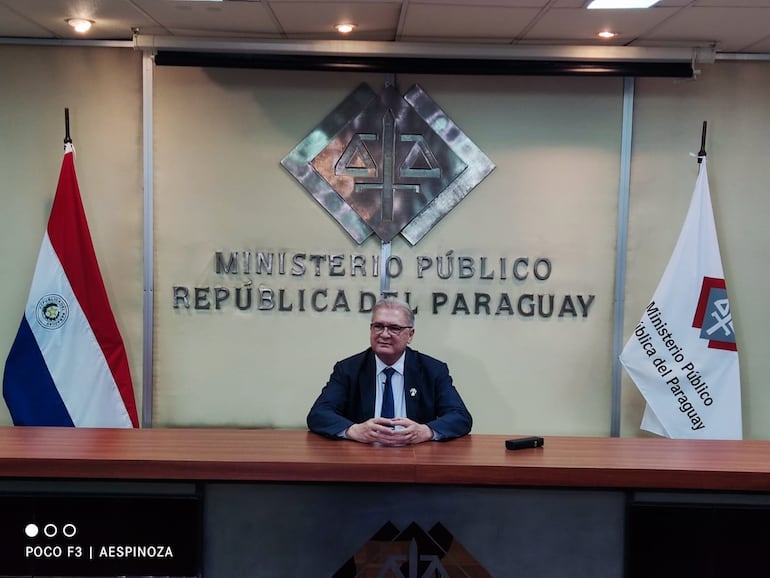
[
  {"x1": 332, "y1": 521, "x2": 492, "y2": 578},
  {"x1": 692, "y1": 276, "x2": 736, "y2": 351},
  {"x1": 281, "y1": 83, "x2": 494, "y2": 245}
]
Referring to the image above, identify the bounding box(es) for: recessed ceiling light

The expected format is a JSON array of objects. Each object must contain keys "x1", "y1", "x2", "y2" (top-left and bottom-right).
[
  {"x1": 588, "y1": 0, "x2": 660, "y2": 8},
  {"x1": 335, "y1": 23, "x2": 356, "y2": 34},
  {"x1": 598, "y1": 30, "x2": 619, "y2": 39},
  {"x1": 66, "y1": 18, "x2": 94, "y2": 33}
]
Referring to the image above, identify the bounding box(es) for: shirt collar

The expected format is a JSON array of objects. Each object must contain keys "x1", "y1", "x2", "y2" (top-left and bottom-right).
[{"x1": 375, "y1": 351, "x2": 406, "y2": 376}]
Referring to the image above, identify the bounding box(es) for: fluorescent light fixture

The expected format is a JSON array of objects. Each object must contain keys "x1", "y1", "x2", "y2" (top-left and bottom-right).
[
  {"x1": 66, "y1": 18, "x2": 94, "y2": 33},
  {"x1": 588, "y1": 0, "x2": 660, "y2": 8}
]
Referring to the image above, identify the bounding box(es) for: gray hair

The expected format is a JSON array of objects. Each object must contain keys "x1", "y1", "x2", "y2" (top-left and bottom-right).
[{"x1": 371, "y1": 296, "x2": 415, "y2": 327}]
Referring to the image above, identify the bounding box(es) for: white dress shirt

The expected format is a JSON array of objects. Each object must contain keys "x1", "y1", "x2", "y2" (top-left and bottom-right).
[{"x1": 375, "y1": 353, "x2": 407, "y2": 420}]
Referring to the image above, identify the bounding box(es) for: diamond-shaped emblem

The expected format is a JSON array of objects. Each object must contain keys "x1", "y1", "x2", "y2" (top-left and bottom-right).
[
  {"x1": 332, "y1": 521, "x2": 493, "y2": 577},
  {"x1": 282, "y1": 83, "x2": 494, "y2": 245}
]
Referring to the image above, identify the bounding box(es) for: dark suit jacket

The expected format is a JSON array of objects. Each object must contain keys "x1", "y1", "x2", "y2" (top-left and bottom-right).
[{"x1": 306, "y1": 347, "x2": 472, "y2": 440}]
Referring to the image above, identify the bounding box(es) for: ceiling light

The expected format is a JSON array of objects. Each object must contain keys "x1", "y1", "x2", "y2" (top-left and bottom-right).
[
  {"x1": 334, "y1": 23, "x2": 356, "y2": 34},
  {"x1": 66, "y1": 18, "x2": 94, "y2": 33},
  {"x1": 598, "y1": 31, "x2": 619, "y2": 39},
  {"x1": 588, "y1": 0, "x2": 660, "y2": 8}
]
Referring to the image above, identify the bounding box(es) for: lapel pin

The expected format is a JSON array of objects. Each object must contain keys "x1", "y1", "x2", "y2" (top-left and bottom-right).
[{"x1": 410, "y1": 388, "x2": 417, "y2": 398}]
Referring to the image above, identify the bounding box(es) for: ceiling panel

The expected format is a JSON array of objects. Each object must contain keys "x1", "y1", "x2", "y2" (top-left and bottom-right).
[
  {"x1": 410, "y1": 0, "x2": 550, "y2": 6},
  {"x1": 0, "y1": 3, "x2": 55, "y2": 38},
  {"x1": 525, "y1": 7, "x2": 680, "y2": 44},
  {"x1": 695, "y1": 0, "x2": 770, "y2": 6},
  {"x1": 0, "y1": 0, "x2": 159, "y2": 40},
  {"x1": 0, "y1": 0, "x2": 767, "y2": 55},
  {"x1": 132, "y1": 0, "x2": 280, "y2": 38},
  {"x1": 269, "y1": 1, "x2": 402, "y2": 40},
  {"x1": 401, "y1": 5, "x2": 542, "y2": 41},
  {"x1": 641, "y1": 7, "x2": 770, "y2": 52}
]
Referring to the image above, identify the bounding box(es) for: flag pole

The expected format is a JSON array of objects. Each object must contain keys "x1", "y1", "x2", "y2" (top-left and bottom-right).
[
  {"x1": 64, "y1": 107, "x2": 72, "y2": 144},
  {"x1": 697, "y1": 120, "x2": 707, "y2": 164}
]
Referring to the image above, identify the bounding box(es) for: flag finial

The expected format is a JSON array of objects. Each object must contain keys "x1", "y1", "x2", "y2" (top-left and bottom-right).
[
  {"x1": 64, "y1": 107, "x2": 72, "y2": 145},
  {"x1": 697, "y1": 120, "x2": 707, "y2": 164}
]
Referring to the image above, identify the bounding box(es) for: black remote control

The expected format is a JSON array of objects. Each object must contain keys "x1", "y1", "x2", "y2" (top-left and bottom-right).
[{"x1": 505, "y1": 436, "x2": 544, "y2": 450}]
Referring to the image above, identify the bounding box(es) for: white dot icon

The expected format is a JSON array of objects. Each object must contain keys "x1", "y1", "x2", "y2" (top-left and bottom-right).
[
  {"x1": 63, "y1": 523, "x2": 77, "y2": 538},
  {"x1": 25, "y1": 523, "x2": 39, "y2": 538}
]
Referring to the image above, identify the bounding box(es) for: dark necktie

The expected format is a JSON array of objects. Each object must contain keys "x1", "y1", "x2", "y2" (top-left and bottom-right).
[{"x1": 381, "y1": 367, "x2": 396, "y2": 419}]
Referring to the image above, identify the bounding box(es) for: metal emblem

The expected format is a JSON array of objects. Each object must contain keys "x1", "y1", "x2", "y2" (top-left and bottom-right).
[
  {"x1": 282, "y1": 83, "x2": 494, "y2": 245},
  {"x1": 332, "y1": 521, "x2": 492, "y2": 577}
]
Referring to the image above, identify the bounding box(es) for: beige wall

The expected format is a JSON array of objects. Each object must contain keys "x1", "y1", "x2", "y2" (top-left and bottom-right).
[
  {"x1": 1, "y1": 45, "x2": 768, "y2": 438},
  {"x1": 0, "y1": 46, "x2": 144, "y2": 426},
  {"x1": 153, "y1": 68, "x2": 620, "y2": 434},
  {"x1": 623, "y1": 63, "x2": 770, "y2": 438}
]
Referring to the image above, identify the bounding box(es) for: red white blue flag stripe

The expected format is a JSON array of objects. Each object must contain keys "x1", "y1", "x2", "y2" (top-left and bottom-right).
[{"x1": 3, "y1": 143, "x2": 139, "y2": 427}]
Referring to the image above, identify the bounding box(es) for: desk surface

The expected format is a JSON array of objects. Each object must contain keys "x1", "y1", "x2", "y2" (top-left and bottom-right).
[{"x1": 0, "y1": 427, "x2": 769, "y2": 491}]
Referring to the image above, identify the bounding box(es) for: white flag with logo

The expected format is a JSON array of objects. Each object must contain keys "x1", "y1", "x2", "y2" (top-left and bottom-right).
[{"x1": 620, "y1": 159, "x2": 742, "y2": 439}]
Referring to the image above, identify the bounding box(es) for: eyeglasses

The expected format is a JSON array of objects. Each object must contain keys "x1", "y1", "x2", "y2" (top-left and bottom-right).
[{"x1": 370, "y1": 322, "x2": 413, "y2": 335}]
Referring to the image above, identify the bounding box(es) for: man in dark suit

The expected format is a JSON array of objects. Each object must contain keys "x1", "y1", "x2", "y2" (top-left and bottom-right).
[{"x1": 307, "y1": 297, "x2": 472, "y2": 445}]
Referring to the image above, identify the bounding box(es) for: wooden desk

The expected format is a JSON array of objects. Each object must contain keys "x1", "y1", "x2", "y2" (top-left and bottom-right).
[
  {"x1": 1, "y1": 427, "x2": 769, "y2": 491},
  {"x1": 2, "y1": 428, "x2": 769, "y2": 577}
]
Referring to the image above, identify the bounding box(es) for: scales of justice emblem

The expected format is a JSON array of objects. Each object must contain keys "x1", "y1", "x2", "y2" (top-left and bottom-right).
[{"x1": 282, "y1": 82, "x2": 494, "y2": 248}]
